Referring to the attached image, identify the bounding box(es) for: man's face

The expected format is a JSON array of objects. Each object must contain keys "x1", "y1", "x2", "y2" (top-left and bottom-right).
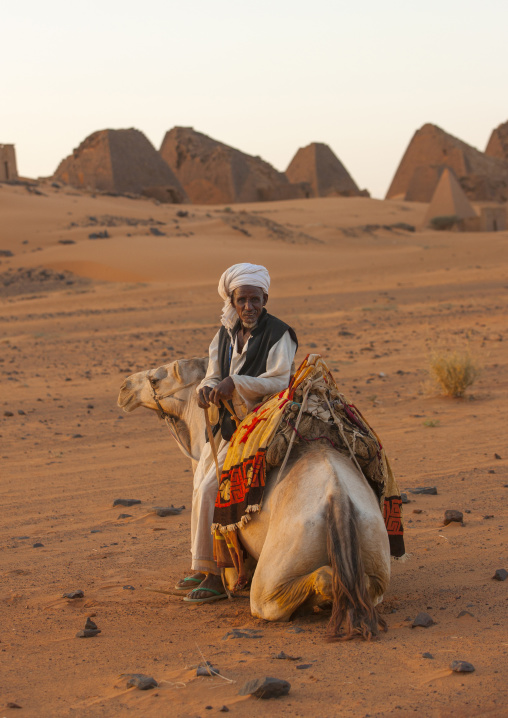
[{"x1": 231, "y1": 285, "x2": 267, "y2": 329}]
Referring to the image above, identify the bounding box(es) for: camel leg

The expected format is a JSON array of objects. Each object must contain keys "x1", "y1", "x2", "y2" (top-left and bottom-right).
[
  {"x1": 248, "y1": 502, "x2": 389, "y2": 623},
  {"x1": 251, "y1": 564, "x2": 333, "y2": 622},
  {"x1": 246, "y1": 451, "x2": 390, "y2": 625},
  {"x1": 248, "y1": 494, "x2": 333, "y2": 622}
]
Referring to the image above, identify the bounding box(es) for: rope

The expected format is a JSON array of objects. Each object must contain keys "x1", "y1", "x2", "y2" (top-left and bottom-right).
[
  {"x1": 323, "y1": 393, "x2": 365, "y2": 476},
  {"x1": 284, "y1": 417, "x2": 343, "y2": 451},
  {"x1": 276, "y1": 382, "x2": 312, "y2": 483},
  {"x1": 204, "y1": 408, "x2": 221, "y2": 487},
  {"x1": 163, "y1": 416, "x2": 199, "y2": 462}
]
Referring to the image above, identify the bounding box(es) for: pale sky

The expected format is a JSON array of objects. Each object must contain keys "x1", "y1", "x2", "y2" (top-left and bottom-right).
[{"x1": 4, "y1": 0, "x2": 507, "y2": 198}]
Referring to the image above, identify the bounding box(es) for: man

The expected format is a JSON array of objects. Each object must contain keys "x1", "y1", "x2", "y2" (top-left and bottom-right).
[{"x1": 176, "y1": 263, "x2": 298, "y2": 603}]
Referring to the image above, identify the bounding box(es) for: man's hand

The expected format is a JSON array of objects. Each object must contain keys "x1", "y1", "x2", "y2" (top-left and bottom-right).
[
  {"x1": 197, "y1": 386, "x2": 212, "y2": 409},
  {"x1": 209, "y1": 377, "x2": 235, "y2": 407}
]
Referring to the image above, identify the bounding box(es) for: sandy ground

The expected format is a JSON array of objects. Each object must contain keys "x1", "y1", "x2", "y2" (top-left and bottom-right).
[{"x1": 0, "y1": 182, "x2": 507, "y2": 717}]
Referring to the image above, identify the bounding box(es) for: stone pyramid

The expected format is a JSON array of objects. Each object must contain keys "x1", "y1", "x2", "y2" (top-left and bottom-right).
[
  {"x1": 54, "y1": 129, "x2": 188, "y2": 202},
  {"x1": 485, "y1": 120, "x2": 508, "y2": 161},
  {"x1": 285, "y1": 142, "x2": 365, "y2": 197},
  {"x1": 159, "y1": 127, "x2": 306, "y2": 204},
  {"x1": 386, "y1": 123, "x2": 508, "y2": 203},
  {"x1": 423, "y1": 168, "x2": 478, "y2": 227}
]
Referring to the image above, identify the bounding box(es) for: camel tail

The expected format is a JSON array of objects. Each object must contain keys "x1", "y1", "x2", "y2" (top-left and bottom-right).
[{"x1": 326, "y1": 494, "x2": 387, "y2": 641}]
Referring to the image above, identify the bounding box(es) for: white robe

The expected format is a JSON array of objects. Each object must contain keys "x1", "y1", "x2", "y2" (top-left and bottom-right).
[{"x1": 191, "y1": 329, "x2": 297, "y2": 574}]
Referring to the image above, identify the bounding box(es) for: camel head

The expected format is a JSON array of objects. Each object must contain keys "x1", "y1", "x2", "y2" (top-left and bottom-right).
[{"x1": 117, "y1": 357, "x2": 207, "y2": 415}]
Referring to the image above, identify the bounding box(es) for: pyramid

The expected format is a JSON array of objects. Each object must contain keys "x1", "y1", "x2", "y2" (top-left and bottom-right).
[
  {"x1": 285, "y1": 142, "x2": 365, "y2": 197},
  {"x1": 54, "y1": 129, "x2": 188, "y2": 202},
  {"x1": 485, "y1": 120, "x2": 508, "y2": 161},
  {"x1": 423, "y1": 168, "x2": 478, "y2": 227},
  {"x1": 159, "y1": 127, "x2": 306, "y2": 204},
  {"x1": 386, "y1": 123, "x2": 508, "y2": 203}
]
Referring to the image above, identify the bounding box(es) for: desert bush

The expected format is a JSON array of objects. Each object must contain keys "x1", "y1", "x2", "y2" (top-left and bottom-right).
[
  {"x1": 430, "y1": 215, "x2": 458, "y2": 231},
  {"x1": 429, "y1": 349, "x2": 480, "y2": 397}
]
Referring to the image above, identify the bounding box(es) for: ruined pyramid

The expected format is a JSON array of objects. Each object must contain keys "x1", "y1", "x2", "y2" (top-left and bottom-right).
[
  {"x1": 285, "y1": 142, "x2": 366, "y2": 197},
  {"x1": 423, "y1": 168, "x2": 478, "y2": 227},
  {"x1": 485, "y1": 120, "x2": 508, "y2": 162},
  {"x1": 386, "y1": 123, "x2": 508, "y2": 203},
  {"x1": 159, "y1": 127, "x2": 306, "y2": 204},
  {"x1": 54, "y1": 129, "x2": 188, "y2": 202}
]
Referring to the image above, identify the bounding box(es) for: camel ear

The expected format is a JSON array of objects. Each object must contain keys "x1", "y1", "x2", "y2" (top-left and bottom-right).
[
  {"x1": 173, "y1": 357, "x2": 207, "y2": 384},
  {"x1": 171, "y1": 361, "x2": 183, "y2": 384}
]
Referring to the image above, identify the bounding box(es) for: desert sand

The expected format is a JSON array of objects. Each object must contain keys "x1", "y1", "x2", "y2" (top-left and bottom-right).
[{"x1": 1, "y1": 182, "x2": 507, "y2": 717}]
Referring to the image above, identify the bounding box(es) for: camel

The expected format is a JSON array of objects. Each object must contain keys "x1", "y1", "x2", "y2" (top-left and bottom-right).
[{"x1": 117, "y1": 357, "x2": 391, "y2": 639}]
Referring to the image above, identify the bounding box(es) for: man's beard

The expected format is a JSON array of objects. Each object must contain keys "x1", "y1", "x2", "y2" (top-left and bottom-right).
[{"x1": 242, "y1": 317, "x2": 258, "y2": 329}]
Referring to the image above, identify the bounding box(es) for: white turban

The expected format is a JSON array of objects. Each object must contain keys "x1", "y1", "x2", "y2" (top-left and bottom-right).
[{"x1": 218, "y1": 263, "x2": 270, "y2": 332}]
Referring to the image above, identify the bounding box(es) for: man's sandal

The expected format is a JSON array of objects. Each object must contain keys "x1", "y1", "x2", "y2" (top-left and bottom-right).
[
  {"x1": 182, "y1": 588, "x2": 228, "y2": 604},
  {"x1": 174, "y1": 575, "x2": 205, "y2": 592}
]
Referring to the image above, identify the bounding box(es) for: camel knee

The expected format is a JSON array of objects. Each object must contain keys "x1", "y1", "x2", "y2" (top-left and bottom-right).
[
  {"x1": 250, "y1": 566, "x2": 333, "y2": 622},
  {"x1": 251, "y1": 594, "x2": 291, "y2": 622},
  {"x1": 366, "y1": 570, "x2": 389, "y2": 605},
  {"x1": 312, "y1": 565, "x2": 333, "y2": 601}
]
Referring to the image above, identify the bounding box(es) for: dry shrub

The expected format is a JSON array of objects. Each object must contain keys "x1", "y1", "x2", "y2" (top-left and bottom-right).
[{"x1": 429, "y1": 349, "x2": 480, "y2": 398}]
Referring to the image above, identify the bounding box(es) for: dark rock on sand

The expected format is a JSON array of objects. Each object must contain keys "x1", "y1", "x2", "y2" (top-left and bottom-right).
[
  {"x1": 197, "y1": 662, "x2": 221, "y2": 676},
  {"x1": 222, "y1": 628, "x2": 263, "y2": 640},
  {"x1": 6, "y1": 702, "x2": 22, "y2": 709},
  {"x1": 4, "y1": 411, "x2": 14, "y2": 417},
  {"x1": 85, "y1": 618, "x2": 98, "y2": 630},
  {"x1": 457, "y1": 610, "x2": 474, "y2": 618},
  {"x1": 126, "y1": 674, "x2": 158, "y2": 690},
  {"x1": 76, "y1": 628, "x2": 101, "y2": 638},
  {"x1": 450, "y1": 660, "x2": 475, "y2": 673},
  {"x1": 296, "y1": 664, "x2": 312, "y2": 670},
  {"x1": 239, "y1": 676, "x2": 291, "y2": 699},
  {"x1": 422, "y1": 652, "x2": 434, "y2": 659},
  {"x1": 219, "y1": 707, "x2": 229, "y2": 713},
  {"x1": 88, "y1": 231, "x2": 110, "y2": 239},
  {"x1": 400, "y1": 493, "x2": 410, "y2": 504},
  {"x1": 32, "y1": 542, "x2": 44, "y2": 548},
  {"x1": 412, "y1": 612, "x2": 435, "y2": 628},
  {"x1": 492, "y1": 568, "x2": 507, "y2": 581},
  {"x1": 149, "y1": 227, "x2": 165, "y2": 236},
  {"x1": 444, "y1": 510, "x2": 463, "y2": 525},
  {"x1": 494, "y1": 453, "x2": 502, "y2": 459},
  {"x1": 408, "y1": 487, "x2": 437, "y2": 495},
  {"x1": 113, "y1": 498, "x2": 141, "y2": 507},
  {"x1": 273, "y1": 651, "x2": 301, "y2": 661},
  {"x1": 117, "y1": 514, "x2": 133, "y2": 519},
  {"x1": 152, "y1": 505, "x2": 185, "y2": 517},
  {"x1": 63, "y1": 590, "x2": 84, "y2": 599},
  {"x1": 123, "y1": 585, "x2": 135, "y2": 590}
]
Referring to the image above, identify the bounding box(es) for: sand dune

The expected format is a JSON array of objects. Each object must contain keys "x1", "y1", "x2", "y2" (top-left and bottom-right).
[{"x1": 1, "y1": 183, "x2": 507, "y2": 716}]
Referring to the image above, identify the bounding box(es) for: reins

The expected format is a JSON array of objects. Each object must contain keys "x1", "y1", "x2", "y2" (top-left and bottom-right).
[
  {"x1": 149, "y1": 375, "x2": 240, "y2": 477},
  {"x1": 149, "y1": 380, "x2": 200, "y2": 462}
]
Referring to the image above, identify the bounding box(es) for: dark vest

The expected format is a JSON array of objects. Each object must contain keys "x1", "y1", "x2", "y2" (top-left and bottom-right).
[{"x1": 215, "y1": 309, "x2": 298, "y2": 440}]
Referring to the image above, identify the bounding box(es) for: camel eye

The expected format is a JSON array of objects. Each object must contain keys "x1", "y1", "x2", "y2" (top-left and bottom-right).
[{"x1": 149, "y1": 376, "x2": 157, "y2": 385}]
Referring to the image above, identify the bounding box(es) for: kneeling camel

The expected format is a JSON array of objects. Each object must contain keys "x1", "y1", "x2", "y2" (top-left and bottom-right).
[{"x1": 118, "y1": 358, "x2": 391, "y2": 639}]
